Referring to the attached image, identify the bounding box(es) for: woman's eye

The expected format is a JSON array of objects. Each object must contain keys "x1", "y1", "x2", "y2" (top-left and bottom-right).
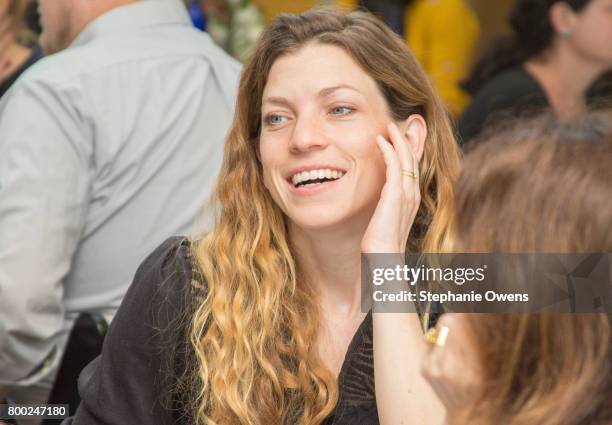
[
  {"x1": 330, "y1": 106, "x2": 354, "y2": 116},
  {"x1": 265, "y1": 114, "x2": 287, "y2": 125}
]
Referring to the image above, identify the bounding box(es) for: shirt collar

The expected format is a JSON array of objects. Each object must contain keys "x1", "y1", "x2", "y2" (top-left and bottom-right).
[{"x1": 70, "y1": 0, "x2": 193, "y2": 48}]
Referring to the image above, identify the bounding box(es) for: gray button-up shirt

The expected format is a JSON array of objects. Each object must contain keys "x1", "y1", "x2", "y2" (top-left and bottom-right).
[{"x1": 0, "y1": 0, "x2": 240, "y2": 386}]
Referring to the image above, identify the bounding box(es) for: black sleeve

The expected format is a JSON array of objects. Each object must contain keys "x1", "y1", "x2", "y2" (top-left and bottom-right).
[
  {"x1": 458, "y1": 69, "x2": 549, "y2": 145},
  {"x1": 457, "y1": 88, "x2": 493, "y2": 144},
  {"x1": 65, "y1": 237, "x2": 195, "y2": 425},
  {"x1": 457, "y1": 77, "x2": 515, "y2": 143}
]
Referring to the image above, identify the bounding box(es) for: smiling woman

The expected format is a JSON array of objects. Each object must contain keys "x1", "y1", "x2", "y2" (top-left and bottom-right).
[{"x1": 65, "y1": 9, "x2": 461, "y2": 425}]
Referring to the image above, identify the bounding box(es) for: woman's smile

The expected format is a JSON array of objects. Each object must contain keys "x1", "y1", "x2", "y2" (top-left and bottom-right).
[{"x1": 286, "y1": 166, "x2": 348, "y2": 195}]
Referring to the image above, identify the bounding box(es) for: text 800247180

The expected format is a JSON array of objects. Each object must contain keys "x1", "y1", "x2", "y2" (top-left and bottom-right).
[{"x1": 0, "y1": 404, "x2": 69, "y2": 420}]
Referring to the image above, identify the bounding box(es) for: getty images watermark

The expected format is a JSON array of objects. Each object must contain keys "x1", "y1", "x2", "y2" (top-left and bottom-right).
[{"x1": 361, "y1": 253, "x2": 612, "y2": 313}]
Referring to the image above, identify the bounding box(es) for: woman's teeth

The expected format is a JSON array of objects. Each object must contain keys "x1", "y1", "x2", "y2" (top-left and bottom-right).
[{"x1": 291, "y1": 168, "x2": 345, "y2": 187}]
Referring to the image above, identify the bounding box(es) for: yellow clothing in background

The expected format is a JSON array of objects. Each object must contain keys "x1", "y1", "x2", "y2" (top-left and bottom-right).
[
  {"x1": 405, "y1": 0, "x2": 480, "y2": 116},
  {"x1": 255, "y1": 0, "x2": 356, "y2": 24}
]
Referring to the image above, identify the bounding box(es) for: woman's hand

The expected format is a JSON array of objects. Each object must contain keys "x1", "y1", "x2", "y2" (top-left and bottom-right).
[
  {"x1": 421, "y1": 314, "x2": 483, "y2": 422},
  {"x1": 361, "y1": 122, "x2": 421, "y2": 253},
  {"x1": 367, "y1": 120, "x2": 446, "y2": 425}
]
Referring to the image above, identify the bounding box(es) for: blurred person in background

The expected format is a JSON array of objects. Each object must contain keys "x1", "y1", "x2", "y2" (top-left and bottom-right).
[
  {"x1": 184, "y1": 0, "x2": 266, "y2": 62},
  {"x1": 422, "y1": 112, "x2": 612, "y2": 425},
  {"x1": 358, "y1": 0, "x2": 406, "y2": 33},
  {"x1": 361, "y1": 0, "x2": 480, "y2": 117},
  {"x1": 0, "y1": 0, "x2": 240, "y2": 420},
  {"x1": 459, "y1": 0, "x2": 612, "y2": 143},
  {"x1": 0, "y1": 0, "x2": 42, "y2": 99},
  {"x1": 185, "y1": 0, "x2": 357, "y2": 62},
  {"x1": 254, "y1": 0, "x2": 356, "y2": 22},
  {"x1": 405, "y1": 0, "x2": 480, "y2": 117}
]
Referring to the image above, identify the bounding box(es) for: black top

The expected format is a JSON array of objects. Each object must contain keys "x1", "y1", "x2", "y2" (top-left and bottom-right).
[
  {"x1": 457, "y1": 66, "x2": 549, "y2": 144},
  {"x1": 64, "y1": 237, "x2": 379, "y2": 425},
  {"x1": 0, "y1": 46, "x2": 43, "y2": 100}
]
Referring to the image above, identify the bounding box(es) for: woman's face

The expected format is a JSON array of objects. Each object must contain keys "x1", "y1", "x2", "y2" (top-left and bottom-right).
[
  {"x1": 568, "y1": 0, "x2": 612, "y2": 68},
  {"x1": 259, "y1": 43, "x2": 390, "y2": 231}
]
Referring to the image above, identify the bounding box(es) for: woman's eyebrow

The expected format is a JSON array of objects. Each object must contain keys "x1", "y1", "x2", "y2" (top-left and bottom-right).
[
  {"x1": 262, "y1": 96, "x2": 294, "y2": 109},
  {"x1": 318, "y1": 84, "x2": 362, "y2": 98},
  {"x1": 262, "y1": 85, "x2": 362, "y2": 108}
]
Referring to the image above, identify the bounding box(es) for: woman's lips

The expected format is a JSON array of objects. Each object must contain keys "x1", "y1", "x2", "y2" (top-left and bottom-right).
[{"x1": 287, "y1": 172, "x2": 345, "y2": 195}]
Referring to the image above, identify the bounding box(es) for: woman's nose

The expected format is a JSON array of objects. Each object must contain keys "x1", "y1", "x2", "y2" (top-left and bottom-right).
[{"x1": 288, "y1": 115, "x2": 329, "y2": 153}]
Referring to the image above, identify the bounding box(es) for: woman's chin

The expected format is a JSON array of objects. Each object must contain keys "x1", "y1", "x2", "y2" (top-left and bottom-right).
[
  {"x1": 286, "y1": 207, "x2": 371, "y2": 234},
  {"x1": 285, "y1": 208, "x2": 346, "y2": 230}
]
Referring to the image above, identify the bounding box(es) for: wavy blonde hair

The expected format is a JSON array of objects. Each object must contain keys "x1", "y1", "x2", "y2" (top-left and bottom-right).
[{"x1": 188, "y1": 10, "x2": 461, "y2": 424}]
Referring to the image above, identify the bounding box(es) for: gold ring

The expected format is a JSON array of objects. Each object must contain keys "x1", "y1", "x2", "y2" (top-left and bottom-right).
[
  {"x1": 401, "y1": 169, "x2": 417, "y2": 179},
  {"x1": 424, "y1": 326, "x2": 449, "y2": 347},
  {"x1": 424, "y1": 327, "x2": 438, "y2": 345}
]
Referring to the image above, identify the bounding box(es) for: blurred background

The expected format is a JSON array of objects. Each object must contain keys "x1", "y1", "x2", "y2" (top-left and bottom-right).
[
  {"x1": 3, "y1": 0, "x2": 610, "y2": 122},
  {"x1": 0, "y1": 0, "x2": 517, "y2": 117},
  {"x1": 5, "y1": 0, "x2": 609, "y2": 122},
  {"x1": 177, "y1": 0, "x2": 519, "y2": 117}
]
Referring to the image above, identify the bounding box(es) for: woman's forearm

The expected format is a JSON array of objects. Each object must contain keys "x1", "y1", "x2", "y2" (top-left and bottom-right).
[{"x1": 373, "y1": 312, "x2": 445, "y2": 425}]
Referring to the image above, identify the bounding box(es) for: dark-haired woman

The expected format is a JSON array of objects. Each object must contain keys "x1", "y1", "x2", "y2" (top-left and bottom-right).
[{"x1": 458, "y1": 0, "x2": 612, "y2": 143}]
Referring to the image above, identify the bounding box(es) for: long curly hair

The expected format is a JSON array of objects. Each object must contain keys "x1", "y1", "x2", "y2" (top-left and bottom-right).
[{"x1": 187, "y1": 10, "x2": 461, "y2": 424}]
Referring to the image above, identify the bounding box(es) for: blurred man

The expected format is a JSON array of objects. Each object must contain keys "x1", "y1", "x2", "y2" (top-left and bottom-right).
[{"x1": 0, "y1": 0, "x2": 240, "y2": 416}]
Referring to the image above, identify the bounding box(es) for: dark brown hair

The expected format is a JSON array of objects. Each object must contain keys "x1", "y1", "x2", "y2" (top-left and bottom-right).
[{"x1": 454, "y1": 111, "x2": 612, "y2": 425}]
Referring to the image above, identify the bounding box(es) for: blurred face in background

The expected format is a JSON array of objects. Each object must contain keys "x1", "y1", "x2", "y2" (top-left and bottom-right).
[
  {"x1": 37, "y1": 0, "x2": 73, "y2": 54},
  {"x1": 566, "y1": 0, "x2": 612, "y2": 69}
]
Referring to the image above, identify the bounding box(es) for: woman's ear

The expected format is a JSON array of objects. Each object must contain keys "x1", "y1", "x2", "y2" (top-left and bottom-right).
[
  {"x1": 549, "y1": 2, "x2": 577, "y2": 38},
  {"x1": 400, "y1": 114, "x2": 427, "y2": 162}
]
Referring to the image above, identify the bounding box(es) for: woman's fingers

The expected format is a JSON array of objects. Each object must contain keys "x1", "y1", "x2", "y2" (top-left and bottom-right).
[
  {"x1": 376, "y1": 134, "x2": 402, "y2": 196},
  {"x1": 363, "y1": 124, "x2": 422, "y2": 253},
  {"x1": 421, "y1": 315, "x2": 484, "y2": 416},
  {"x1": 408, "y1": 138, "x2": 421, "y2": 216},
  {"x1": 362, "y1": 136, "x2": 401, "y2": 253},
  {"x1": 386, "y1": 122, "x2": 420, "y2": 216},
  {"x1": 387, "y1": 123, "x2": 412, "y2": 170}
]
